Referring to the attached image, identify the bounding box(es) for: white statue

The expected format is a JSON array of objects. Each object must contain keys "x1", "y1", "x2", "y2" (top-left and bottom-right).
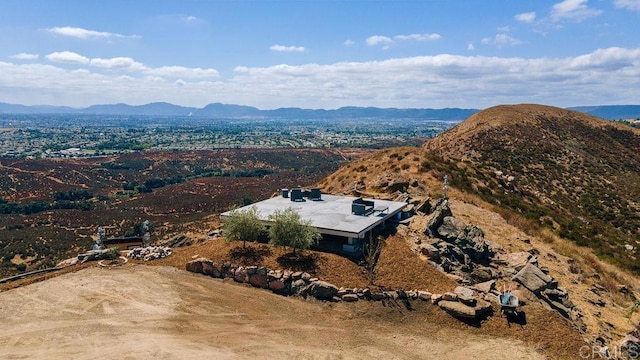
[
  {"x1": 142, "y1": 220, "x2": 150, "y2": 248},
  {"x1": 96, "y1": 226, "x2": 105, "y2": 250}
]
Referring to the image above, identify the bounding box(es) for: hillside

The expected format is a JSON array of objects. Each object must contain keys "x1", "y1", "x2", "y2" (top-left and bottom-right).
[
  {"x1": 317, "y1": 104, "x2": 640, "y2": 354},
  {"x1": 3, "y1": 103, "x2": 640, "y2": 359},
  {"x1": 424, "y1": 104, "x2": 640, "y2": 272}
]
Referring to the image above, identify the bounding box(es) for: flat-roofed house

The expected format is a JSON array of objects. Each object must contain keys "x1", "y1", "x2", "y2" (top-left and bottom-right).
[{"x1": 221, "y1": 188, "x2": 406, "y2": 256}]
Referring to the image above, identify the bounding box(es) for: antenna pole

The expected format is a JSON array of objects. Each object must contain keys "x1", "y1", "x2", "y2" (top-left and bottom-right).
[{"x1": 443, "y1": 174, "x2": 448, "y2": 200}]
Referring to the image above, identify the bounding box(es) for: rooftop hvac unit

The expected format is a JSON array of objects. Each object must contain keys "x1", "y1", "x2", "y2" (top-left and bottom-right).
[
  {"x1": 290, "y1": 188, "x2": 304, "y2": 201},
  {"x1": 310, "y1": 187, "x2": 321, "y2": 200},
  {"x1": 282, "y1": 188, "x2": 289, "y2": 198}
]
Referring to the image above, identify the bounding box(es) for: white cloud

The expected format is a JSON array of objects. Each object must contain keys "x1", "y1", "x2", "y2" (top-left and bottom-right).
[
  {"x1": 145, "y1": 66, "x2": 219, "y2": 78},
  {"x1": 366, "y1": 35, "x2": 393, "y2": 46},
  {"x1": 45, "y1": 51, "x2": 90, "y2": 64},
  {"x1": 3, "y1": 47, "x2": 640, "y2": 110},
  {"x1": 394, "y1": 33, "x2": 441, "y2": 41},
  {"x1": 614, "y1": 0, "x2": 640, "y2": 10},
  {"x1": 550, "y1": 0, "x2": 602, "y2": 22},
  {"x1": 495, "y1": 34, "x2": 522, "y2": 47},
  {"x1": 90, "y1": 57, "x2": 145, "y2": 70},
  {"x1": 344, "y1": 40, "x2": 355, "y2": 46},
  {"x1": 43, "y1": 51, "x2": 218, "y2": 79},
  {"x1": 269, "y1": 44, "x2": 306, "y2": 53},
  {"x1": 11, "y1": 53, "x2": 39, "y2": 60},
  {"x1": 47, "y1": 26, "x2": 139, "y2": 39},
  {"x1": 184, "y1": 15, "x2": 198, "y2": 22},
  {"x1": 467, "y1": 43, "x2": 475, "y2": 51},
  {"x1": 482, "y1": 34, "x2": 522, "y2": 48},
  {"x1": 515, "y1": 12, "x2": 537, "y2": 23},
  {"x1": 367, "y1": 33, "x2": 440, "y2": 48}
]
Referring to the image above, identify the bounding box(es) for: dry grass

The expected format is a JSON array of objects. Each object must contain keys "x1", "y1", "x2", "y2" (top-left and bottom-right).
[
  {"x1": 375, "y1": 234, "x2": 456, "y2": 293},
  {"x1": 149, "y1": 234, "x2": 463, "y2": 293},
  {"x1": 149, "y1": 238, "x2": 370, "y2": 288}
]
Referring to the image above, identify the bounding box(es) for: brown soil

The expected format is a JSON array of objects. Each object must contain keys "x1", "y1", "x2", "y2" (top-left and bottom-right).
[{"x1": 0, "y1": 265, "x2": 547, "y2": 360}]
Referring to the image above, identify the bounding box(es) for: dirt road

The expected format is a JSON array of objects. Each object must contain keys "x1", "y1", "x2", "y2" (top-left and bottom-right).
[{"x1": 0, "y1": 265, "x2": 543, "y2": 360}]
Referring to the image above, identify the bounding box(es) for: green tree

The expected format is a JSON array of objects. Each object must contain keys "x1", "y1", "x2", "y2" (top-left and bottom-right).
[
  {"x1": 223, "y1": 206, "x2": 266, "y2": 248},
  {"x1": 268, "y1": 207, "x2": 321, "y2": 256}
]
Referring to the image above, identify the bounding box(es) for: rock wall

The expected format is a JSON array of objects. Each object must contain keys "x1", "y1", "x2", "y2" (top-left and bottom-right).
[{"x1": 185, "y1": 257, "x2": 495, "y2": 321}]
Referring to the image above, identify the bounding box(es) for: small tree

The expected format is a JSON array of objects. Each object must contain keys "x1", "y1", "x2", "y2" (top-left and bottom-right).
[
  {"x1": 223, "y1": 206, "x2": 265, "y2": 248},
  {"x1": 268, "y1": 207, "x2": 320, "y2": 256},
  {"x1": 362, "y1": 233, "x2": 386, "y2": 285}
]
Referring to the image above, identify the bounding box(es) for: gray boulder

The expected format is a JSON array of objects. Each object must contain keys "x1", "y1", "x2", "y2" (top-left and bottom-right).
[
  {"x1": 438, "y1": 300, "x2": 476, "y2": 319},
  {"x1": 291, "y1": 279, "x2": 307, "y2": 295},
  {"x1": 471, "y1": 280, "x2": 496, "y2": 294},
  {"x1": 512, "y1": 263, "x2": 552, "y2": 293},
  {"x1": 424, "y1": 199, "x2": 453, "y2": 237},
  {"x1": 342, "y1": 294, "x2": 359, "y2": 302}
]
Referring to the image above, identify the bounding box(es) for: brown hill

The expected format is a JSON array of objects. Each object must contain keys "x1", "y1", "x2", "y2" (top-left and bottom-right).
[
  {"x1": 423, "y1": 104, "x2": 640, "y2": 273},
  {"x1": 317, "y1": 104, "x2": 640, "y2": 351}
]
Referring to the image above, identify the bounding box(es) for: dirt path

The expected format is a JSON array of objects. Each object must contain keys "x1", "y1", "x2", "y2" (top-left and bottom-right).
[{"x1": 0, "y1": 265, "x2": 544, "y2": 360}]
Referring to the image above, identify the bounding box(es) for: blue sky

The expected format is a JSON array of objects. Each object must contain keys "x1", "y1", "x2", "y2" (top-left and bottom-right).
[{"x1": 1, "y1": 0, "x2": 639, "y2": 109}]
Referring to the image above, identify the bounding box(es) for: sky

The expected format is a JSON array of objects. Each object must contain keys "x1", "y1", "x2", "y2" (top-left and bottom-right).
[{"x1": 1, "y1": 0, "x2": 640, "y2": 110}]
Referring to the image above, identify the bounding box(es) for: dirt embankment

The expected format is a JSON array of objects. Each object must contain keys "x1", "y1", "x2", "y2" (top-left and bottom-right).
[{"x1": 0, "y1": 265, "x2": 545, "y2": 360}]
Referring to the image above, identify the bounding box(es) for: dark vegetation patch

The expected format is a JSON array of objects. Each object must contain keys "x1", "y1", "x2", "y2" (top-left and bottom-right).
[{"x1": 0, "y1": 149, "x2": 352, "y2": 277}]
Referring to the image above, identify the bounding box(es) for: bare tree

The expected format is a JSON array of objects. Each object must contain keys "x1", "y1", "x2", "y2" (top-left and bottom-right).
[{"x1": 363, "y1": 233, "x2": 386, "y2": 286}]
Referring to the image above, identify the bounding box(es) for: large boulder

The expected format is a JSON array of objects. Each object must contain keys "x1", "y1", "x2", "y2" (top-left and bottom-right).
[
  {"x1": 495, "y1": 252, "x2": 531, "y2": 271},
  {"x1": 201, "y1": 259, "x2": 220, "y2": 277},
  {"x1": 454, "y1": 286, "x2": 476, "y2": 306},
  {"x1": 471, "y1": 280, "x2": 496, "y2": 294},
  {"x1": 305, "y1": 281, "x2": 339, "y2": 300},
  {"x1": 439, "y1": 299, "x2": 492, "y2": 320},
  {"x1": 419, "y1": 243, "x2": 441, "y2": 261},
  {"x1": 186, "y1": 257, "x2": 211, "y2": 274},
  {"x1": 268, "y1": 279, "x2": 287, "y2": 292},
  {"x1": 234, "y1": 267, "x2": 247, "y2": 283},
  {"x1": 438, "y1": 300, "x2": 476, "y2": 319},
  {"x1": 341, "y1": 294, "x2": 359, "y2": 302},
  {"x1": 248, "y1": 273, "x2": 269, "y2": 289},
  {"x1": 512, "y1": 263, "x2": 553, "y2": 293},
  {"x1": 424, "y1": 199, "x2": 453, "y2": 237}
]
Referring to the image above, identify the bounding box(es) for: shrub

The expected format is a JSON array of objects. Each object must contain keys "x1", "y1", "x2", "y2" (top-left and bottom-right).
[
  {"x1": 268, "y1": 207, "x2": 321, "y2": 256},
  {"x1": 105, "y1": 247, "x2": 121, "y2": 260},
  {"x1": 223, "y1": 206, "x2": 266, "y2": 248}
]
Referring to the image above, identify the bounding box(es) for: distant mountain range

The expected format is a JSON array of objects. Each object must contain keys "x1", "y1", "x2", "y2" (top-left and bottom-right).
[
  {"x1": 566, "y1": 105, "x2": 640, "y2": 120},
  {"x1": 0, "y1": 101, "x2": 477, "y2": 121},
  {"x1": 1, "y1": 101, "x2": 639, "y2": 120}
]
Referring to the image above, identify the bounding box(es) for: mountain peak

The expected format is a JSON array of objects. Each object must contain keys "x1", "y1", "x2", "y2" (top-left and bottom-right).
[{"x1": 424, "y1": 104, "x2": 636, "y2": 158}]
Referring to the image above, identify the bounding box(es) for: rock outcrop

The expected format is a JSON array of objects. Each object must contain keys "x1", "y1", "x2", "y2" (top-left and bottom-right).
[
  {"x1": 128, "y1": 246, "x2": 173, "y2": 261},
  {"x1": 423, "y1": 199, "x2": 494, "y2": 284}
]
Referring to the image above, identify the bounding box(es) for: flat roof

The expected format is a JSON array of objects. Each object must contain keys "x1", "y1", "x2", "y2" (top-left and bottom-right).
[{"x1": 221, "y1": 194, "x2": 406, "y2": 239}]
